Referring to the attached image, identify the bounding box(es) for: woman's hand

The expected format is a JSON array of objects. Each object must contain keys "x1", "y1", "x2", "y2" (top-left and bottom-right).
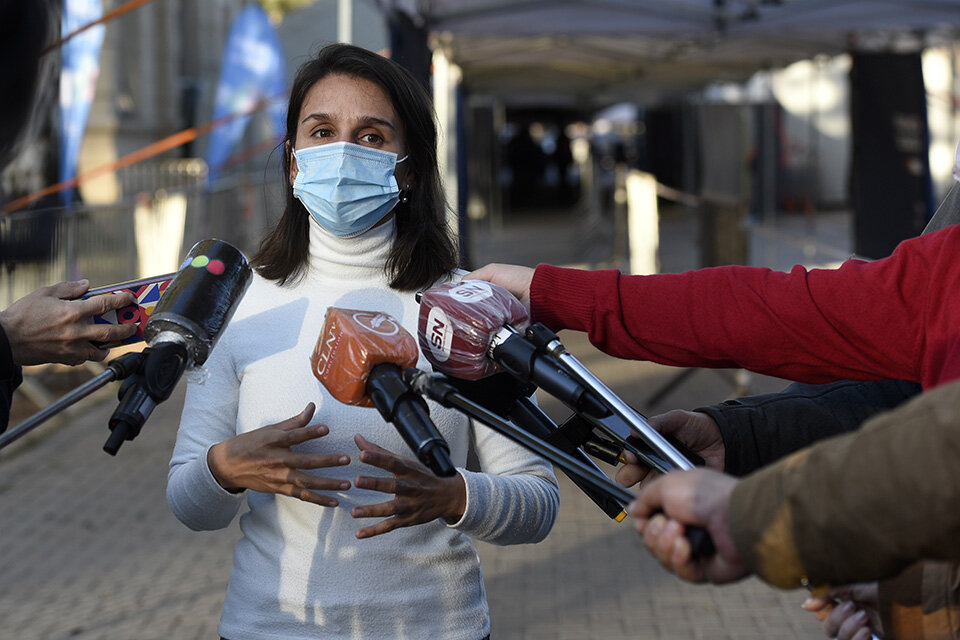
[
  {"x1": 206, "y1": 403, "x2": 352, "y2": 507},
  {"x1": 350, "y1": 434, "x2": 466, "y2": 539},
  {"x1": 803, "y1": 583, "x2": 882, "y2": 640}
]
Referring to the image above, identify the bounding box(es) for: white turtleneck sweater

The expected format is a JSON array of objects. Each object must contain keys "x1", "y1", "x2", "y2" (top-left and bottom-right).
[{"x1": 167, "y1": 217, "x2": 559, "y2": 640}]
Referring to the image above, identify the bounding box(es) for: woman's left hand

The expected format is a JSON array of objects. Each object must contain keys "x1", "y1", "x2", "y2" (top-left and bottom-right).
[{"x1": 350, "y1": 434, "x2": 466, "y2": 539}]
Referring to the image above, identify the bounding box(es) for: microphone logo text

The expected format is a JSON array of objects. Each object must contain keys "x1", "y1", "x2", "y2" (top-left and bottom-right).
[
  {"x1": 448, "y1": 281, "x2": 493, "y2": 303},
  {"x1": 425, "y1": 306, "x2": 453, "y2": 362},
  {"x1": 352, "y1": 312, "x2": 400, "y2": 337}
]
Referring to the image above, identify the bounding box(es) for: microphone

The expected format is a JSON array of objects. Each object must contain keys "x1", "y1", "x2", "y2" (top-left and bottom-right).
[
  {"x1": 419, "y1": 280, "x2": 607, "y2": 415},
  {"x1": 104, "y1": 239, "x2": 252, "y2": 454},
  {"x1": 311, "y1": 307, "x2": 455, "y2": 477}
]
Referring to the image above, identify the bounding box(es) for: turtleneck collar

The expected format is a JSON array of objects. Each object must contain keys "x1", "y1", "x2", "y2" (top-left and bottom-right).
[{"x1": 306, "y1": 214, "x2": 396, "y2": 283}]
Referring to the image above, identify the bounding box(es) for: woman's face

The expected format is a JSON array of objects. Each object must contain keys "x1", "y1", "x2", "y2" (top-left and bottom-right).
[{"x1": 288, "y1": 73, "x2": 410, "y2": 190}]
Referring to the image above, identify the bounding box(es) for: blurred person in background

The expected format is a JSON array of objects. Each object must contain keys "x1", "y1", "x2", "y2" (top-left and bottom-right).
[
  {"x1": 0, "y1": 0, "x2": 138, "y2": 432},
  {"x1": 167, "y1": 44, "x2": 558, "y2": 640}
]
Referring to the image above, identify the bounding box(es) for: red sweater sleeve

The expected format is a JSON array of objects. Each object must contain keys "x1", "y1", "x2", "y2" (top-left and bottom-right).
[{"x1": 528, "y1": 226, "x2": 960, "y2": 388}]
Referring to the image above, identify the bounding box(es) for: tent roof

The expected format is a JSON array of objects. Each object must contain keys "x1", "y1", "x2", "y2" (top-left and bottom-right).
[{"x1": 385, "y1": 0, "x2": 960, "y2": 107}]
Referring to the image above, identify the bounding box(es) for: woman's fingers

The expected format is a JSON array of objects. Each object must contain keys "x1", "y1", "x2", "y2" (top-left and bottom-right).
[
  {"x1": 355, "y1": 517, "x2": 401, "y2": 539},
  {"x1": 275, "y1": 403, "x2": 317, "y2": 433},
  {"x1": 350, "y1": 498, "x2": 397, "y2": 519},
  {"x1": 285, "y1": 451, "x2": 350, "y2": 470},
  {"x1": 353, "y1": 474, "x2": 399, "y2": 494},
  {"x1": 279, "y1": 470, "x2": 352, "y2": 507}
]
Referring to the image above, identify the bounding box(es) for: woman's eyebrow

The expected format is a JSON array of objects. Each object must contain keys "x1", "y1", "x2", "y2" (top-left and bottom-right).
[{"x1": 300, "y1": 112, "x2": 396, "y2": 132}]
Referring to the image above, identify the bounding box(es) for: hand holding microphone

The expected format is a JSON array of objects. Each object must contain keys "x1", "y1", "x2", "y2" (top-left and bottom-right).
[
  {"x1": 464, "y1": 263, "x2": 535, "y2": 311},
  {"x1": 615, "y1": 410, "x2": 726, "y2": 488},
  {"x1": 628, "y1": 468, "x2": 746, "y2": 584}
]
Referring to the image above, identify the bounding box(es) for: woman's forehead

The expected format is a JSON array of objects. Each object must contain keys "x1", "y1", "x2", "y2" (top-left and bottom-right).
[{"x1": 298, "y1": 73, "x2": 397, "y2": 124}]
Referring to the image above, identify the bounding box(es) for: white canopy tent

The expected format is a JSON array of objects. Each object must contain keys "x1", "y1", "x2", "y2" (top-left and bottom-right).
[{"x1": 380, "y1": 0, "x2": 960, "y2": 106}]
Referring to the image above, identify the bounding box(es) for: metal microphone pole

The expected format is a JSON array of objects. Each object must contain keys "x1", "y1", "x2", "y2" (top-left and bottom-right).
[{"x1": 526, "y1": 324, "x2": 696, "y2": 471}]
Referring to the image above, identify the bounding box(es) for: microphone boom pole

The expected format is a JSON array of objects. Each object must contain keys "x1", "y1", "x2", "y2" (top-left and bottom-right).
[
  {"x1": 405, "y1": 369, "x2": 637, "y2": 507},
  {"x1": 0, "y1": 352, "x2": 144, "y2": 451},
  {"x1": 406, "y1": 368, "x2": 716, "y2": 559}
]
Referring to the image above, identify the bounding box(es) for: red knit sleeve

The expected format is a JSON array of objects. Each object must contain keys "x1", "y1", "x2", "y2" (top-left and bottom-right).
[{"x1": 528, "y1": 226, "x2": 960, "y2": 387}]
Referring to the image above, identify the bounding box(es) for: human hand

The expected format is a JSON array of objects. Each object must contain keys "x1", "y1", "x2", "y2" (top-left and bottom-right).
[
  {"x1": 0, "y1": 280, "x2": 138, "y2": 366},
  {"x1": 629, "y1": 468, "x2": 746, "y2": 584},
  {"x1": 206, "y1": 403, "x2": 351, "y2": 507},
  {"x1": 803, "y1": 583, "x2": 882, "y2": 640},
  {"x1": 350, "y1": 434, "x2": 466, "y2": 539},
  {"x1": 615, "y1": 410, "x2": 725, "y2": 487},
  {"x1": 464, "y1": 263, "x2": 535, "y2": 311}
]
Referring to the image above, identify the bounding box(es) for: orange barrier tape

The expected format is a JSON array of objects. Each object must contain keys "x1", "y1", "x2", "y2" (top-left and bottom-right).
[
  {"x1": 41, "y1": 0, "x2": 158, "y2": 57},
  {"x1": 219, "y1": 136, "x2": 283, "y2": 174},
  {"x1": 2, "y1": 95, "x2": 285, "y2": 216}
]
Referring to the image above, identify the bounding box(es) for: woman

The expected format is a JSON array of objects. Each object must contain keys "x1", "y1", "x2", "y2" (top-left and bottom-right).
[{"x1": 167, "y1": 44, "x2": 559, "y2": 640}]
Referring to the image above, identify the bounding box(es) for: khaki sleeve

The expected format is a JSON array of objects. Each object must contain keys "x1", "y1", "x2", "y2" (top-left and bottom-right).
[
  {"x1": 727, "y1": 380, "x2": 960, "y2": 589},
  {"x1": 878, "y1": 562, "x2": 960, "y2": 640}
]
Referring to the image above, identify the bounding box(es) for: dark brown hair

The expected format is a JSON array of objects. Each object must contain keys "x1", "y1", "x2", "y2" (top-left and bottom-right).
[{"x1": 252, "y1": 43, "x2": 458, "y2": 291}]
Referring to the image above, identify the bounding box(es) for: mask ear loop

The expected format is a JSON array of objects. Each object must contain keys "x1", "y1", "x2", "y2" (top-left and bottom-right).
[{"x1": 396, "y1": 155, "x2": 410, "y2": 203}]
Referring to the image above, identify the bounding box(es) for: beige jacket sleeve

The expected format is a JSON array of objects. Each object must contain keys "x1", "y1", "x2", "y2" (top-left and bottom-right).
[{"x1": 726, "y1": 380, "x2": 960, "y2": 590}]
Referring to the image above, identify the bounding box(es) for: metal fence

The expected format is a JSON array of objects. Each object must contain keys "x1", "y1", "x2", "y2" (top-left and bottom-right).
[{"x1": 0, "y1": 159, "x2": 280, "y2": 308}]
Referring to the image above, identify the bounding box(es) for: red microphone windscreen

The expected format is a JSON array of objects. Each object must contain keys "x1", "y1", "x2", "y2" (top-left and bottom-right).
[
  {"x1": 312, "y1": 308, "x2": 418, "y2": 407},
  {"x1": 418, "y1": 280, "x2": 529, "y2": 380}
]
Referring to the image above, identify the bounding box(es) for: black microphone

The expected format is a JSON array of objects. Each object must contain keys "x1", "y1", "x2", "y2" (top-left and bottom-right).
[
  {"x1": 311, "y1": 307, "x2": 455, "y2": 477},
  {"x1": 104, "y1": 239, "x2": 252, "y2": 454}
]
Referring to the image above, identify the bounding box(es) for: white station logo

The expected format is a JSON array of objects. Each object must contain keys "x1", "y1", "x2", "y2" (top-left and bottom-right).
[
  {"x1": 353, "y1": 312, "x2": 401, "y2": 337},
  {"x1": 448, "y1": 280, "x2": 493, "y2": 303},
  {"x1": 425, "y1": 306, "x2": 453, "y2": 362}
]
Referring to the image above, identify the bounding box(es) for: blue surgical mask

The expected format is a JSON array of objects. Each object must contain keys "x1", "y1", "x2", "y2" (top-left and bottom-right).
[{"x1": 292, "y1": 141, "x2": 407, "y2": 238}]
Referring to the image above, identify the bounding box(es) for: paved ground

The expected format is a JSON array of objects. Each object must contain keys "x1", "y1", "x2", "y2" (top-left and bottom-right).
[{"x1": 0, "y1": 207, "x2": 851, "y2": 639}]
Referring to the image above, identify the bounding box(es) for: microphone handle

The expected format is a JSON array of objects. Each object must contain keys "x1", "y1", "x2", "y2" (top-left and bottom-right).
[
  {"x1": 367, "y1": 364, "x2": 456, "y2": 477},
  {"x1": 105, "y1": 341, "x2": 188, "y2": 455}
]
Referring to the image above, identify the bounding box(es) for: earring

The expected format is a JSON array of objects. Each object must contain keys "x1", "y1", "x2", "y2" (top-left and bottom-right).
[{"x1": 400, "y1": 185, "x2": 411, "y2": 203}]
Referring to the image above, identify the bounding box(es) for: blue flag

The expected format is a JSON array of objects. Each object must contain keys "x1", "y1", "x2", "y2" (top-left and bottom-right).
[
  {"x1": 205, "y1": 5, "x2": 286, "y2": 187},
  {"x1": 59, "y1": 0, "x2": 106, "y2": 206}
]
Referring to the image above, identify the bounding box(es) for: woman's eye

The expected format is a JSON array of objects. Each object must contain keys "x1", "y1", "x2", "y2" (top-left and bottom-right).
[
  {"x1": 359, "y1": 132, "x2": 383, "y2": 145},
  {"x1": 311, "y1": 127, "x2": 333, "y2": 138}
]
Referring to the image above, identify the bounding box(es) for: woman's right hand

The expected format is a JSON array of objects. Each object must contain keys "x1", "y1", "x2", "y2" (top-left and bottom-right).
[{"x1": 206, "y1": 403, "x2": 352, "y2": 507}]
